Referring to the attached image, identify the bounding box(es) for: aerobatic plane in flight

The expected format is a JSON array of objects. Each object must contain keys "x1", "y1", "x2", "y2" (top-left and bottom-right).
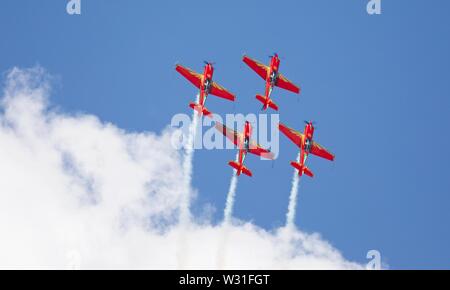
[
  {"x1": 215, "y1": 121, "x2": 274, "y2": 177},
  {"x1": 279, "y1": 121, "x2": 334, "y2": 177},
  {"x1": 176, "y1": 62, "x2": 236, "y2": 117},
  {"x1": 243, "y1": 53, "x2": 300, "y2": 111}
]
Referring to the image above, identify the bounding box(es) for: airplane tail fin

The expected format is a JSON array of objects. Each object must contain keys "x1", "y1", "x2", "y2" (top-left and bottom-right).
[
  {"x1": 290, "y1": 161, "x2": 314, "y2": 178},
  {"x1": 189, "y1": 102, "x2": 212, "y2": 117},
  {"x1": 256, "y1": 94, "x2": 278, "y2": 111},
  {"x1": 228, "y1": 161, "x2": 252, "y2": 177}
]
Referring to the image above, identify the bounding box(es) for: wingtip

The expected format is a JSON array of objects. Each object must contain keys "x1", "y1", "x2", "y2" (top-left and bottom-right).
[{"x1": 261, "y1": 151, "x2": 275, "y2": 160}]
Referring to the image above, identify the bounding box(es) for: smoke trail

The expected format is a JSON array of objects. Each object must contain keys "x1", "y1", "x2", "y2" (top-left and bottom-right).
[
  {"x1": 177, "y1": 94, "x2": 199, "y2": 269},
  {"x1": 217, "y1": 151, "x2": 240, "y2": 268},
  {"x1": 223, "y1": 151, "x2": 240, "y2": 225},
  {"x1": 286, "y1": 152, "x2": 301, "y2": 229},
  {"x1": 179, "y1": 95, "x2": 199, "y2": 224}
]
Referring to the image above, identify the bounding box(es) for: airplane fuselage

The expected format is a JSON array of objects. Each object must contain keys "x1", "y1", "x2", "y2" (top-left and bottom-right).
[
  {"x1": 243, "y1": 121, "x2": 252, "y2": 151},
  {"x1": 299, "y1": 122, "x2": 315, "y2": 170},
  {"x1": 265, "y1": 55, "x2": 280, "y2": 97},
  {"x1": 238, "y1": 121, "x2": 252, "y2": 170},
  {"x1": 200, "y1": 63, "x2": 214, "y2": 105},
  {"x1": 260, "y1": 55, "x2": 281, "y2": 110}
]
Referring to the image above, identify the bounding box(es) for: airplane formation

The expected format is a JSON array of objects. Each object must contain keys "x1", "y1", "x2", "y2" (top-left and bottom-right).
[{"x1": 175, "y1": 54, "x2": 334, "y2": 181}]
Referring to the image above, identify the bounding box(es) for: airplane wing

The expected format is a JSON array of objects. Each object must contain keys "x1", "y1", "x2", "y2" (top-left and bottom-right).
[
  {"x1": 278, "y1": 123, "x2": 304, "y2": 148},
  {"x1": 248, "y1": 141, "x2": 275, "y2": 160},
  {"x1": 175, "y1": 64, "x2": 202, "y2": 89},
  {"x1": 214, "y1": 122, "x2": 241, "y2": 147},
  {"x1": 310, "y1": 141, "x2": 335, "y2": 161},
  {"x1": 276, "y1": 73, "x2": 300, "y2": 94},
  {"x1": 242, "y1": 55, "x2": 269, "y2": 80},
  {"x1": 210, "y1": 82, "x2": 236, "y2": 101}
]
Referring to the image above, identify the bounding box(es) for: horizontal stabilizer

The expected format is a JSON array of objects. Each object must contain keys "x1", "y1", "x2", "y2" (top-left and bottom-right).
[
  {"x1": 256, "y1": 94, "x2": 278, "y2": 111},
  {"x1": 290, "y1": 161, "x2": 314, "y2": 178},
  {"x1": 189, "y1": 102, "x2": 212, "y2": 117},
  {"x1": 229, "y1": 161, "x2": 252, "y2": 177}
]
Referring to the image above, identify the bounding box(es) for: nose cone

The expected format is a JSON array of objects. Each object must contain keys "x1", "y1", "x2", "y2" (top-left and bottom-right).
[
  {"x1": 272, "y1": 55, "x2": 280, "y2": 70},
  {"x1": 204, "y1": 62, "x2": 213, "y2": 76},
  {"x1": 245, "y1": 121, "x2": 252, "y2": 136},
  {"x1": 304, "y1": 122, "x2": 314, "y2": 139},
  {"x1": 309, "y1": 125, "x2": 314, "y2": 139}
]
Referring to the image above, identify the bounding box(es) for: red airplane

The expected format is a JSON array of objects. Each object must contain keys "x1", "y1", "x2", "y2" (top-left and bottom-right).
[
  {"x1": 176, "y1": 62, "x2": 236, "y2": 117},
  {"x1": 279, "y1": 122, "x2": 334, "y2": 177},
  {"x1": 243, "y1": 53, "x2": 300, "y2": 111},
  {"x1": 215, "y1": 121, "x2": 274, "y2": 177}
]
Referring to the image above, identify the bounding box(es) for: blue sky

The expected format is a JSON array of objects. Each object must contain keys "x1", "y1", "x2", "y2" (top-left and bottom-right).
[{"x1": 1, "y1": 0, "x2": 449, "y2": 269}]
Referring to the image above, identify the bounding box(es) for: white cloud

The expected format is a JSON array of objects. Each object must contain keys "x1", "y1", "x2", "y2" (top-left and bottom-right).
[{"x1": 0, "y1": 67, "x2": 363, "y2": 269}]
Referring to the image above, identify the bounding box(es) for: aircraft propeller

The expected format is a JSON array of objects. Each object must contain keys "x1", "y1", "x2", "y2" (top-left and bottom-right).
[{"x1": 304, "y1": 120, "x2": 317, "y2": 126}]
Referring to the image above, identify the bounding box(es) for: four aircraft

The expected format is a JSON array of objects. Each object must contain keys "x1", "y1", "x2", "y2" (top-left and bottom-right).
[{"x1": 176, "y1": 54, "x2": 334, "y2": 180}]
